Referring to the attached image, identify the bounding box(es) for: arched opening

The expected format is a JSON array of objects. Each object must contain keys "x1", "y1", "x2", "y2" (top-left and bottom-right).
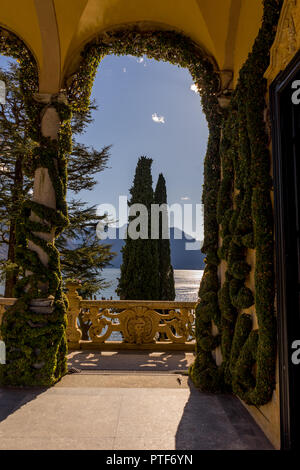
[
  {"x1": 62, "y1": 26, "x2": 223, "y2": 363},
  {"x1": 0, "y1": 25, "x2": 223, "y2": 388},
  {"x1": 67, "y1": 52, "x2": 209, "y2": 301}
]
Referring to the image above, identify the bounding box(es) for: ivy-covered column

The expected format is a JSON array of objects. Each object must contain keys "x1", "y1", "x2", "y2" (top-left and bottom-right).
[{"x1": 0, "y1": 93, "x2": 71, "y2": 387}]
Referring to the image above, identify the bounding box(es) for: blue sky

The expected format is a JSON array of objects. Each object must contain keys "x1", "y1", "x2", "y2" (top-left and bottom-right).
[
  {"x1": 0, "y1": 54, "x2": 209, "y2": 237},
  {"x1": 77, "y1": 54, "x2": 208, "y2": 237}
]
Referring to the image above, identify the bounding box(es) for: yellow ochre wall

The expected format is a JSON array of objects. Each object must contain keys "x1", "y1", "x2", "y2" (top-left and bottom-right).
[
  {"x1": 0, "y1": 0, "x2": 263, "y2": 91},
  {"x1": 219, "y1": 0, "x2": 300, "y2": 450},
  {"x1": 242, "y1": 0, "x2": 300, "y2": 450},
  {"x1": 247, "y1": 0, "x2": 300, "y2": 450}
]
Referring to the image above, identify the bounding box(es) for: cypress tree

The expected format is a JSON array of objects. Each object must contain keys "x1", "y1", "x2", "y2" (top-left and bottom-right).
[
  {"x1": 117, "y1": 156, "x2": 160, "y2": 300},
  {"x1": 154, "y1": 173, "x2": 175, "y2": 300}
]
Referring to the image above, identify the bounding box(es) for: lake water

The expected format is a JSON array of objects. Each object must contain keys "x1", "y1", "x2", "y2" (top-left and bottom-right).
[
  {"x1": 0, "y1": 268, "x2": 203, "y2": 302},
  {"x1": 100, "y1": 268, "x2": 203, "y2": 302},
  {"x1": 0, "y1": 269, "x2": 202, "y2": 343},
  {"x1": 99, "y1": 268, "x2": 202, "y2": 341}
]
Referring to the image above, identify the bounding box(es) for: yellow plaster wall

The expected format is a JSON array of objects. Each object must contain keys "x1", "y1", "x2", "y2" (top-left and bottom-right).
[
  {"x1": 0, "y1": 0, "x2": 43, "y2": 68},
  {"x1": 0, "y1": 0, "x2": 265, "y2": 93},
  {"x1": 241, "y1": 369, "x2": 281, "y2": 449},
  {"x1": 233, "y1": 0, "x2": 264, "y2": 84},
  {"x1": 214, "y1": 1, "x2": 298, "y2": 450},
  {"x1": 61, "y1": 0, "x2": 215, "y2": 77},
  {"x1": 265, "y1": 0, "x2": 300, "y2": 83},
  {"x1": 61, "y1": 0, "x2": 263, "y2": 86},
  {"x1": 244, "y1": 250, "x2": 281, "y2": 449},
  {"x1": 54, "y1": 0, "x2": 88, "y2": 71},
  {"x1": 198, "y1": 0, "x2": 239, "y2": 74},
  {"x1": 246, "y1": 0, "x2": 300, "y2": 450}
]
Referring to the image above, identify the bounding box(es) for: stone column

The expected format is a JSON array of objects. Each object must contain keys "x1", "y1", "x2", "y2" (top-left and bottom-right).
[
  {"x1": 0, "y1": 92, "x2": 70, "y2": 387},
  {"x1": 28, "y1": 105, "x2": 59, "y2": 275},
  {"x1": 27, "y1": 93, "x2": 67, "y2": 295}
]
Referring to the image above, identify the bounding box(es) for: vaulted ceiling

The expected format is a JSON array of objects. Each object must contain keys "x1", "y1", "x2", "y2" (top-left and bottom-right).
[{"x1": 0, "y1": 0, "x2": 264, "y2": 92}]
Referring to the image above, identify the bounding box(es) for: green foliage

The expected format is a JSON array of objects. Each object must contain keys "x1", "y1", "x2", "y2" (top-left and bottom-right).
[
  {"x1": 0, "y1": 61, "x2": 113, "y2": 299},
  {"x1": 0, "y1": 30, "x2": 67, "y2": 385},
  {"x1": 230, "y1": 313, "x2": 253, "y2": 376},
  {"x1": 0, "y1": 63, "x2": 37, "y2": 296},
  {"x1": 154, "y1": 173, "x2": 175, "y2": 301},
  {"x1": 232, "y1": 330, "x2": 259, "y2": 402},
  {"x1": 194, "y1": 0, "x2": 282, "y2": 405},
  {"x1": 218, "y1": 280, "x2": 237, "y2": 323},
  {"x1": 0, "y1": 117, "x2": 70, "y2": 385},
  {"x1": 117, "y1": 157, "x2": 160, "y2": 300},
  {"x1": 57, "y1": 201, "x2": 115, "y2": 298},
  {"x1": 66, "y1": 29, "x2": 221, "y2": 122}
]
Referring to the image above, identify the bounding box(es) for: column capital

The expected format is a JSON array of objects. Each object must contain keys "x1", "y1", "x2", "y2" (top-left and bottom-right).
[
  {"x1": 217, "y1": 70, "x2": 234, "y2": 109},
  {"x1": 33, "y1": 91, "x2": 68, "y2": 105}
]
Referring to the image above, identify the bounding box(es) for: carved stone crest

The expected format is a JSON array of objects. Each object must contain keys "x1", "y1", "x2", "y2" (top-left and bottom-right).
[{"x1": 265, "y1": 0, "x2": 300, "y2": 82}]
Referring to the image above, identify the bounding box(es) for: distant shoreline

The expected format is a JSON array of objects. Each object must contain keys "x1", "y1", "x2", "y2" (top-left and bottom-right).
[{"x1": 105, "y1": 267, "x2": 203, "y2": 270}]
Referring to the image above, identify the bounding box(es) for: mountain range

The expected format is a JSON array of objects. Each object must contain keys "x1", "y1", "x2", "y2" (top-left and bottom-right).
[
  {"x1": 0, "y1": 227, "x2": 206, "y2": 271},
  {"x1": 101, "y1": 226, "x2": 205, "y2": 270}
]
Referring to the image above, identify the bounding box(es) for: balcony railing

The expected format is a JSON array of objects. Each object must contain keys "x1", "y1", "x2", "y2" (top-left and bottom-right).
[
  {"x1": 67, "y1": 282, "x2": 195, "y2": 351},
  {"x1": 0, "y1": 282, "x2": 196, "y2": 351}
]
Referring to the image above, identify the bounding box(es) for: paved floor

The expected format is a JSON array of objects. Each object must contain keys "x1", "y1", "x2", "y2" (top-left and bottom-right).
[
  {"x1": 0, "y1": 352, "x2": 273, "y2": 450},
  {"x1": 67, "y1": 350, "x2": 195, "y2": 372}
]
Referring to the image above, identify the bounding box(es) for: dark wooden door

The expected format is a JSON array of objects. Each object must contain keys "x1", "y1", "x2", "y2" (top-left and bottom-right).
[{"x1": 271, "y1": 51, "x2": 300, "y2": 450}]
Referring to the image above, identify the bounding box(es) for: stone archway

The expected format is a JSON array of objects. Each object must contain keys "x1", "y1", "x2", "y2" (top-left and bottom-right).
[
  {"x1": 65, "y1": 25, "x2": 229, "y2": 386},
  {"x1": 0, "y1": 26, "x2": 70, "y2": 386}
]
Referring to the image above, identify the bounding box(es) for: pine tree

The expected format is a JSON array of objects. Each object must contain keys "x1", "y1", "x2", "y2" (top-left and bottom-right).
[
  {"x1": 117, "y1": 156, "x2": 160, "y2": 300},
  {"x1": 0, "y1": 62, "x2": 114, "y2": 297},
  {"x1": 56, "y1": 200, "x2": 114, "y2": 299},
  {"x1": 154, "y1": 173, "x2": 175, "y2": 300},
  {"x1": 0, "y1": 64, "x2": 36, "y2": 296}
]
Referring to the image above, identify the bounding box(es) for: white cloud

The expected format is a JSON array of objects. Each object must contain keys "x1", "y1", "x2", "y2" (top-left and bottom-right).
[
  {"x1": 181, "y1": 196, "x2": 190, "y2": 201},
  {"x1": 190, "y1": 83, "x2": 199, "y2": 94},
  {"x1": 152, "y1": 113, "x2": 165, "y2": 124},
  {"x1": 123, "y1": 67, "x2": 127, "y2": 73}
]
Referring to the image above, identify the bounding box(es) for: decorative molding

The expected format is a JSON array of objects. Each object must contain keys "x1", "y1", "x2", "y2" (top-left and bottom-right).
[
  {"x1": 265, "y1": 0, "x2": 300, "y2": 81},
  {"x1": 65, "y1": 282, "x2": 195, "y2": 348},
  {"x1": 216, "y1": 70, "x2": 233, "y2": 108}
]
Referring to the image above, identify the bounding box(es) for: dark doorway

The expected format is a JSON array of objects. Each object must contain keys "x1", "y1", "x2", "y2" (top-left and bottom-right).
[{"x1": 270, "y1": 51, "x2": 300, "y2": 450}]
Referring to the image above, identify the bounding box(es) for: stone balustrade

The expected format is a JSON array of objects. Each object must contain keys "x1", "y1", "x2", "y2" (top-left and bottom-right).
[
  {"x1": 66, "y1": 282, "x2": 196, "y2": 351},
  {"x1": 0, "y1": 283, "x2": 196, "y2": 351}
]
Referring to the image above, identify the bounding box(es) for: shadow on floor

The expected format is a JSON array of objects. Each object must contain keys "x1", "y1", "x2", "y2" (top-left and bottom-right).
[
  {"x1": 175, "y1": 379, "x2": 274, "y2": 450},
  {"x1": 0, "y1": 387, "x2": 46, "y2": 425},
  {"x1": 67, "y1": 350, "x2": 195, "y2": 372}
]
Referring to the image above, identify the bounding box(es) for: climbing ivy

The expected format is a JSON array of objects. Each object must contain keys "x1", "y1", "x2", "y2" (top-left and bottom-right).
[
  {"x1": 0, "y1": 28, "x2": 71, "y2": 386},
  {"x1": 192, "y1": 0, "x2": 283, "y2": 406}
]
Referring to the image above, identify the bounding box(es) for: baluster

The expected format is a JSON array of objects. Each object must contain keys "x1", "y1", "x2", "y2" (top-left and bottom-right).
[
  {"x1": 0, "y1": 305, "x2": 4, "y2": 341},
  {"x1": 66, "y1": 281, "x2": 82, "y2": 349}
]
